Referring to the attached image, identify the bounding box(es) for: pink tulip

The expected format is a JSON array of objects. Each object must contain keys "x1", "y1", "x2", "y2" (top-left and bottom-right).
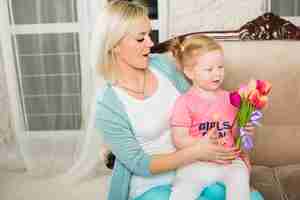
[
  {"x1": 238, "y1": 84, "x2": 249, "y2": 97},
  {"x1": 256, "y1": 96, "x2": 268, "y2": 109},
  {"x1": 256, "y1": 80, "x2": 272, "y2": 95},
  {"x1": 230, "y1": 91, "x2": 241, "y2": 108},
  {"x1": 248, "y1": 89, "x2": 268, "y2": 109},
  {"x1": 248, "y1": 79, "x2": 257, "y2": 91},
  {"x1": 248, "y1": 89, "x2": 260, "y2": 106}
]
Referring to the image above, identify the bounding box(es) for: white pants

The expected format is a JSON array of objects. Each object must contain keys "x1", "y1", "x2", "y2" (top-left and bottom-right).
[{"x1": 170, "y1": 159, "x2": 250, "y2": 200}]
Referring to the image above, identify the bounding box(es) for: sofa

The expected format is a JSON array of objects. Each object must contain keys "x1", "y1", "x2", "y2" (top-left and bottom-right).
[
  {"x1": 218, "y1": 40, "x2": 300, "y2": 200},
  {"x1": 103, "y1": 13, "x2": 300, "y2": 200}
]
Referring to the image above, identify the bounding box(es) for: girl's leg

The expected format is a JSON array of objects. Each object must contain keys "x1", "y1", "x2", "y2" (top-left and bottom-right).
[
  {"x1": 170, "y1": 162, "x2": 217, "y2": 200},
  {"x1": 222, "y1": 160, "x2": 250, "y2": 200},
  {"x1": 174, "y1": 161, "x2": 227, "y2": 200},
  {"x1": 170, "y1": 181, "x2": 207, "y2": 200}
]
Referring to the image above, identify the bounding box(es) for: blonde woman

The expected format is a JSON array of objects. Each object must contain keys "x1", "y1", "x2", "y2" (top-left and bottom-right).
[{"x1": 92, "y1": 1, "x2": 264, "y2": 200}]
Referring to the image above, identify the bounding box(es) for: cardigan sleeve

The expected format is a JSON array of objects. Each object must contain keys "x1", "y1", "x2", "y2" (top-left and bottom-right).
[{"x1": 95, "y1": 98, "x2": 152, "y2": 177}]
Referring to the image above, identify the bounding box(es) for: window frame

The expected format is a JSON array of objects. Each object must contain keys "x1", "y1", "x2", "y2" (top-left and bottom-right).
[
  {"x1": 267, "y1": 0, "x2": 300, "y2": 26},
  {"x1": 0, "y1": 0, "x2": 168, "y2": 137},
  {"x1": 0, "y1": 0, "x2": 89, "y2": 136}
]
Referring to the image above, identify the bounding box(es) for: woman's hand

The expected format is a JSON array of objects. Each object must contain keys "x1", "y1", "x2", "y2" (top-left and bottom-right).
[{"x1": 190, "y1": 128, "x2": 240, "y2": 162}]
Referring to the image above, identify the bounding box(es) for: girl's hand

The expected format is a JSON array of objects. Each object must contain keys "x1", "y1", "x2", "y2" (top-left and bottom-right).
[
  {"x1": 191, "y1": 128, "x2": 240, "y2": 162},
  {"x1": 243, "y1": 122, "x2": 256, "y2": 137}
]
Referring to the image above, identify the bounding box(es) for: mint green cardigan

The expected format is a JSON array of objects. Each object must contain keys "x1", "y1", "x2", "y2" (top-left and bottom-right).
[{"x1": 95, "y1": 54, "x2": 189, "y2": 200}]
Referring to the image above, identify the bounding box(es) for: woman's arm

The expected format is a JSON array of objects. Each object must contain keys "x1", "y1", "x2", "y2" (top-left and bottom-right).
[
  {"x1": 98, "y1": 109, "x2": 239, "y2": 177},
  {"x1": 148, "y1": 126, "x2": 206, "y2": 173}
]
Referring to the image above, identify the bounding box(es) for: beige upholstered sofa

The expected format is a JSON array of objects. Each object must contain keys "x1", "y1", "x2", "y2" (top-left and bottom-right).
[
  {"x1": 221, "y1": 40, "x2": 300, "y2": 200},
  {"x1": 103, "y1": 13, "x2": 300, "y2": 200}
]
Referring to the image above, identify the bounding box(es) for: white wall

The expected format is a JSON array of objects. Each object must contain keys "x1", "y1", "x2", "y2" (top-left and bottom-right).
[{"x1": 167, "y1": 0, "x2": 267, "y2": 37}]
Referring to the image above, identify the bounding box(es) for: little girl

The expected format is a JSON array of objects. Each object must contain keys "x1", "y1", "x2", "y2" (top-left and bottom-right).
[{"x1": 169, "y1": 35, "x2": 250, "y2": 200}]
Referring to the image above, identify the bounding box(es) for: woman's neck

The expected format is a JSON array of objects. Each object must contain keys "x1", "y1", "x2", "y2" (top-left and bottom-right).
[
  {"x1": 117, "y1": 62, "x2": 147, "y2": 87},
  {"x1": 114, "y1": 62, "x2": 151, "y2": 99}
]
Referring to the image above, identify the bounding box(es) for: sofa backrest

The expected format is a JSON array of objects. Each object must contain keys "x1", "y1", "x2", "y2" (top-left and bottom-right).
[{"x1": 220, "y1": 41, "x2": 300, "y2": 167}]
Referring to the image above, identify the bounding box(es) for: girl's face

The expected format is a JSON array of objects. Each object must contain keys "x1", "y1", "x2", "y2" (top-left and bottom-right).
[
  {"x1": 185, "y1": 50, "x2": 225, "y2": 91},
  {"x1": 114, "y1": 16, "x2": 154, "y2": 70}
]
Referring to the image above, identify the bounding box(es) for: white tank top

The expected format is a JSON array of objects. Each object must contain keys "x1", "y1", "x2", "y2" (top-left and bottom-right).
[{"x1": 113, "y1": 67, "x2": 180, "y2": 199}]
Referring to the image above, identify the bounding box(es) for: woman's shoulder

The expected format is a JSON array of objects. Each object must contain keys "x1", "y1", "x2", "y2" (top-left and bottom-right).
[
  {"x1": 96, "y1": 83, "x2": 113, "y2": 103},
  {"x1": 95, "y1": 83, "x2": 129, "y2": 127},
  {"x1": 149, "y1": 53, "x2": 177, "y2": 75},
  {"x1": 95, "y1": 83, "x2": 123, "y2": 112}
]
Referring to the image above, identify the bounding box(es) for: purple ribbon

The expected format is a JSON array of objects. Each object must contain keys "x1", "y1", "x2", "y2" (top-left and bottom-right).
[
  {"x1": 239, "y1": 110, "x2": 263, "y2": 151},
  {"x1": 250, "y1": 110, "x2": 263, "y2": 126},
  {"x1": 241, "y1": 134, "x2": 254, "y2": 151}
]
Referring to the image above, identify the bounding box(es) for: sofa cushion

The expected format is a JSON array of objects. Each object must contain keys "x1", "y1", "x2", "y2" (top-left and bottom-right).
[
  {"x1": 275, "y1": 164, "x2": 300, "y2": 200},
  {"x1": 251, "y1": 125, "x2": 300, "y2": 167},
  {"x1": 251, "y1": 165, "x2": 283, "y2": 200}
]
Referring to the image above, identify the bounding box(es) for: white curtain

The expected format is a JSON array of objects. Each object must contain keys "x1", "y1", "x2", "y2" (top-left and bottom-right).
[
  {"x1": 1, "y1": 0, "x2": 107, "y2": 178},
  {"x1": 0, "y1": 46, "x2": 11, "y2": 144},
  {"x1": 0, "y1": 41, "x2": 23, "y2": 170},
  {"x1": 60, "y1": 1, "x2": 110, "y2": 183}
]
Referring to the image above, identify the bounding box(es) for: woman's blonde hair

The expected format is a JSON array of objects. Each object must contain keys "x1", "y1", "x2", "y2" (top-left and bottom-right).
[
  {"x1": 90, "y1": 0, "x2": 148, "y2": 82},
  {"x1": 170, "y1": 35, "x2": 222, "y2": 67}
]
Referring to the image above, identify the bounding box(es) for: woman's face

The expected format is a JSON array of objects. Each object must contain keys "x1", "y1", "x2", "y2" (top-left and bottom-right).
[
  {"x1": 187, "y1": 50, "x2": 225, "y2": 91},
  {"x1": 114, "y1": 16, "x2": 154, "y2": 70}
]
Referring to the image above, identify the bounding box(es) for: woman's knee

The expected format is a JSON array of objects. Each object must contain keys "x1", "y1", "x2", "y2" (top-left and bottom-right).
[
  {"x1": 199, "y1": 183, "x2": 225, "y2": 200},
  {"x1": 250, "y1": 190, "x2": 264, "y2": 200},
  {"x1": 133, "y1": 185, "x2": 171, "y2": 200},
  {"x1": 199, "y1": 183, "x2": 264, "y2": 200}
]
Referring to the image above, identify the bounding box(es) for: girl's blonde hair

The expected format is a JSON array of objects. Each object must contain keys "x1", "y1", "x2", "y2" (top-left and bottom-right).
[
  {"x1": 90, "y1": 0, "x2": 148, "y2": 82},
  {"x1": 170, "y1": 35, "x2": 222, "y2": 67}
]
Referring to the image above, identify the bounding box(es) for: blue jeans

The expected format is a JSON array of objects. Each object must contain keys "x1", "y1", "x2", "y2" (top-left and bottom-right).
[{"x1": 133, "y1": 183, "x2": 264, "y2": 200}]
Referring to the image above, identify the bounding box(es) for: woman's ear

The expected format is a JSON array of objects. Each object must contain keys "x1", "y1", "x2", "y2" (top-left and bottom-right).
[
  {"x1": 111, "y1": 44, "x2": 121, "y2": 54},
  {"x1": 113, "y1": 45, "x2": 120, "y2": 54}
]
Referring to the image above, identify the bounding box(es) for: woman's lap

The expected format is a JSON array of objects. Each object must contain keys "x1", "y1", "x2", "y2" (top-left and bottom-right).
[{"x1": 133, "y1": 183, "x2": 264, "y2": 200}]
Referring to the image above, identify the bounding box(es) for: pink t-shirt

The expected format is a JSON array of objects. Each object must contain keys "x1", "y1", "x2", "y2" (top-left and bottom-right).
[{"x1": 170, "y1": 88, "x2": 237, "y2": 148}]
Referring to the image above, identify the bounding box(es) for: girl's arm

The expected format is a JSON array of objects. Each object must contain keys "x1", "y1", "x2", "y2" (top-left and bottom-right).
[{"x1": 171, "y1": 126, "x2": 199, "y2": 150}]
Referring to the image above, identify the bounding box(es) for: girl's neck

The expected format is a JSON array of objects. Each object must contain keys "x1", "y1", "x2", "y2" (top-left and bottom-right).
[{"x1": 191, "y1": 85, "x2": 221, "y2": 100}]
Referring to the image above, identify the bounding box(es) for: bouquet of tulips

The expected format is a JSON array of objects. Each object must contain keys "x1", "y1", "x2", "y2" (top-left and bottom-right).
[{"x1": 229, "y1": 79, "x2": 272, "y2": 151}]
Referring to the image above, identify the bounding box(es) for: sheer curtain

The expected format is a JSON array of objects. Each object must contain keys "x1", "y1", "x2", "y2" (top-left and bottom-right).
[
  {"x1": 0, "y1": 46, "x2": 11, "y2": 144},
  {"x1": 0, "y1": 42, "x2": 23, "y2": 170},
  {"x1": 1, "y1": 0, "x2": 107, "y2": 177}
]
